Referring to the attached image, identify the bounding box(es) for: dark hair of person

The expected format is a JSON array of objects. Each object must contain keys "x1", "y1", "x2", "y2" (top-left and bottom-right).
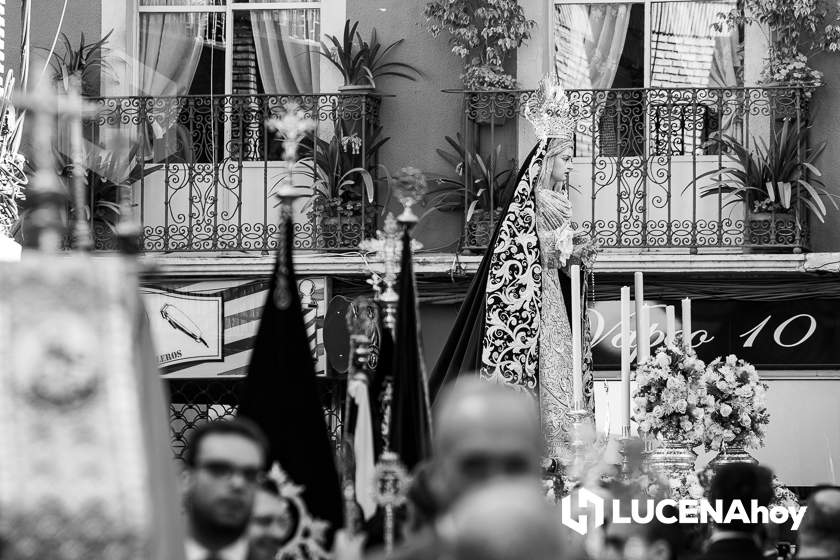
[
  {"x1": 709, "y1": 463, "x2": 773, "y2": 532},
  {"x1": 183, "y1": 418, "x2": 269, "y2": 469}
]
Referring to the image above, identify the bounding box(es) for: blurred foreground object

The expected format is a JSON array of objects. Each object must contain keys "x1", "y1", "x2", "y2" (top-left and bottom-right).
[
  {"x1": 442, "y1": 480, "x2": 563, "y2": 560},
  {"x1": 0, "y1": 84, "x2": 184, "y2": 559}
]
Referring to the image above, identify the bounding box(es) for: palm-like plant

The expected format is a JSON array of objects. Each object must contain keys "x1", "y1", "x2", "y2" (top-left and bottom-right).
[
  {"x1": 295, "y1": 119, "x2": 389, "y2": 204},
  {"x1": 433, "y1": 133, "x2": 516, "y2": 222},
  {"x1": 58, "y1": 143, "x2": 161, "y2": 234},
  {"x1": 319, "y1": 20, "x2": 421, "y2": 88},
  {"x1": 40, "y1": 30, "x2": 114, "y2": 95},
  {"x1": 693, "y1": 120, "x2": 838, "y2": 222}
]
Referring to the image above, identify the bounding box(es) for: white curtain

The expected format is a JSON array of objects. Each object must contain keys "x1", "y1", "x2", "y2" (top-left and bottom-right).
[
  {"x1": 139, "y1": 12, "x2": 206, "y2": 140},
  {"x1": 554, "y1": 4, "x2": 631, "y2": 90},
  {"x1": 250, "y1": 6, "x2": 320, "y2": 94}
]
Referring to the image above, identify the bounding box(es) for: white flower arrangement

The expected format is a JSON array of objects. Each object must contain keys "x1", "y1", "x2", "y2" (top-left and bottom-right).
[
  {"x1": 701, "y1": 355, "x2": 769, "y2": 452},
  {"x1": 632, "y1": 337, "x2": 708, "y2": 445},
  {"x1": 772, "y1": 476, "x2": 800, "y2": 509}
]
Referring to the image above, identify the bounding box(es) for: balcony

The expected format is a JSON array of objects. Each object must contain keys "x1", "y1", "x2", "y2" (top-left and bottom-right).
[
  {"x1": 81, "y1": 87, "x2": 810, "y2": 255},
  {"x1": 83, "y1": 93, "x2": 383, "y2": 252},
  {"x1": 446, "y1": 86, "x2": 809, "y2": 253}
]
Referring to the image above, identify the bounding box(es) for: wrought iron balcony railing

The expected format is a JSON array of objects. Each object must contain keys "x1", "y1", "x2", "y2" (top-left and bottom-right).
[
  {"x1": 80, "y1": 93, "x2": 383, "y2": 252},
  {"x1": 445, "y1": 87, "x2": 810, "y2": 252}
]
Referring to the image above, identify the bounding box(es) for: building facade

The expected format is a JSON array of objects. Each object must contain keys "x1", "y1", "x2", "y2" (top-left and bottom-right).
[{"x1": 6, "y1": 0, "x2": 840, "y2": 489}]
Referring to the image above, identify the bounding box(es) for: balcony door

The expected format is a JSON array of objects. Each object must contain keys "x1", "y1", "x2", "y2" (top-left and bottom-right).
[{"x1": 552, "y1": 0, "x2": 746, "y2": 248}]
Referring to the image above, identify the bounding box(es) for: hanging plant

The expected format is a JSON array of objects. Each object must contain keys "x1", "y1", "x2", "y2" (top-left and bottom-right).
[
  {"x1": 423, "y1": 0, "x2": 535, "y2": 90},
  {"x1": 715, "y1": 0, "x2": 840, "y2": 92}
]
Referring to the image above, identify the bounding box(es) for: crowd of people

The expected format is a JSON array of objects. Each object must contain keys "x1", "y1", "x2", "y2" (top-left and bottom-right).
[{"x1": 179, "y1": 379, "x2": 840, "y2": 560}]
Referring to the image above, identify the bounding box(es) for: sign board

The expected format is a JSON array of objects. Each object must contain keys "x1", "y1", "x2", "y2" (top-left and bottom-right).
[
  {"x1": 141, "y1": 288, "x2": 223, "y2": 367},
  {"x1": 590, "y1": 299, "x2": 840, "y2": 370},
  {"x1": 143, "y1": 278, "x2": 329, "y2": 378}
]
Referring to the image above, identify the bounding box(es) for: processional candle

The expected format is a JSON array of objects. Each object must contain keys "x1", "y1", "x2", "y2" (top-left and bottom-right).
[
  {"x1": 666, "y1": 305, "x2": 676, "y2": 344},
  {"x1": 620, "y1": 286, "x2": 631, "y2": 430},
  {"x1": 639, "y1": 304, "x2": 651, "y2": 362},
  {"x1": 634, "y1": 272, "x2": 646, "y2": 363},
  {"x1": 682, "y1": 297, "x2": 692, "y2": 352},
  {"x1": 571, "y1": 264, "x2": 583, "y2": 408}
]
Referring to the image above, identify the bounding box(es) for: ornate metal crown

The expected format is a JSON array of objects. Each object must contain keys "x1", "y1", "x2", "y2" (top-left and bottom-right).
[{"x1": 524, "y1": 75, "x2": 577, "y2": 143}]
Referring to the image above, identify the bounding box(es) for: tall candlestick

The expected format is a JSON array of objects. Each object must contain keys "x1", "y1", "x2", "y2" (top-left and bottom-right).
[
  {"x1": 571, "y1": 264, "x2": 583, "y2": 408},
  {"x1": 666, "y1": 305, "x2": 676, "y2": 344},
  {"x1": 620, "y1": 286, "x2": 631, "y2": 430},
  {"x1": 634, "y1": 272, "x2": 645, "y2": 364},
  {"x1": 639, "y1": 304, "x2": 651, "y2": 362},
  {"x1": 682, "y1": 298, "x2": 692, "y2": 352}
]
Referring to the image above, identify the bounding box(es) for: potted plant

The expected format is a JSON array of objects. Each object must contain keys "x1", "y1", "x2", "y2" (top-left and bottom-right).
[
  {"x1": 424, "y1": 0, "x2": 535, "y2": 124},
  {"x1": 715, "y1": 1, "x2": 840, "y2": 97},
  {"x1": 293, "y1": 119, "x2": 389, "y2": 249},
  {"x1": 57, "y1": 143, "x2": 162, "y2": 250},
  {"x1": 41, "y1": 30, "x2": 114, "y2": 96},
  {"x1": 434, "y1": 133, "x2": 516, "y2": 248},
  {"x1": 693, "y1": 120, "x2": 838, "y2": 250},
  {"x1": 320, "y1": 20, "x2": 421, "y2": 93}
]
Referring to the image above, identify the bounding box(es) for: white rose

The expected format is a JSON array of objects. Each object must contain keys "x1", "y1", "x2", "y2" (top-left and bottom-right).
[
  {"x1": 689, "y1": 484, "x2": 705, "y2": 499},
  {"x1": 656, "y1": 353, "x2": 672, "y2": 369},
  {"x1": 676, "y1": 399, "x2": 688, "y2": 414},
  {"x1": 719, "y1": 404, "x2": 733, "y2": 417},
  {"x1": 725, "y1": 355, "x2": 738, "y2": 366}
]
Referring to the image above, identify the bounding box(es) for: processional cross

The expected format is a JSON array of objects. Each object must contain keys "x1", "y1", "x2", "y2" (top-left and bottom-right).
[{"x1": 14, "y1": 83, "x2": 101, "y2": 252}]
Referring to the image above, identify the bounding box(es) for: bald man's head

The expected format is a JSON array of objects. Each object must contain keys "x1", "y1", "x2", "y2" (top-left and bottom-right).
[
  {"x1": 430, "y1": 379, "x2": 543, "y2": 509},
  {"x1": 799, "y1": 487, "x2": 840, "y2": 557}
]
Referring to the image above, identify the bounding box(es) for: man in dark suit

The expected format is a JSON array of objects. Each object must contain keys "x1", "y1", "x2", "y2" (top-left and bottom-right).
[
  {"x1": 796, "y1": 485, "x2": 840, "y2": 560},
  {"x1": 182, "y1": 419, "x2": 269, "y2": 560},
  {"x1": 700, "y1": 463, "x2": 774, "y2": 560}
]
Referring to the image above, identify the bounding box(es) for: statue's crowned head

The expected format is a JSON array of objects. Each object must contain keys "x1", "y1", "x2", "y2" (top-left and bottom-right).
[{"x1": 524, "y1": 74, "x2": 577, "y2": 147}]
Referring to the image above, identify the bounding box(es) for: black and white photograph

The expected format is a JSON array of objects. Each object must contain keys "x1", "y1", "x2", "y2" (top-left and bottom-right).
[{"x1": 1, "y1": 0, "x2": 840, "y2": 558}]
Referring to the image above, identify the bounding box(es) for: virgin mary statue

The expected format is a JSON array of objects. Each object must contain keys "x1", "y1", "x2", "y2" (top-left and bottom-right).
[{"x1": 430, "y1": 76, "x2": 597, "y2": 457}]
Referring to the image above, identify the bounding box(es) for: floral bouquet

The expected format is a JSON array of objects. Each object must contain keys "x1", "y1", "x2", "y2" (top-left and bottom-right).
[
  {"x1": 632, "y1": 337, "x2": 708, "y2": 444},
  {"x1": 701, "y1": 355, "x2": 769, "y2": 452}
]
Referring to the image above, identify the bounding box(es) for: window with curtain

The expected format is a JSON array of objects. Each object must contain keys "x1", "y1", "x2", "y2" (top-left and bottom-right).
[
  {"x1": 138, "y1": 0, "x2": 322, "y2": 161},
  {"x1": 551, "y1": 0, "x2": 742, "y2": 156}
]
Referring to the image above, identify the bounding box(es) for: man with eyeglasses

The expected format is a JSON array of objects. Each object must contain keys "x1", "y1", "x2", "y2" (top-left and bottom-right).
[{"x1": 182, "y1": 419, "x2": 269, "y2": 560}]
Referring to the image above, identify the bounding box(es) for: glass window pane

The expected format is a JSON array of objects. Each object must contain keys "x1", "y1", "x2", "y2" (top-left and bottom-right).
[
  {"x1": 553, "y1": 3, "x2": 644, "y2": 157},
  {"x1": 139, "y1": 12, "x2": 226, "y2": 163},
  {"x1": 650, "y1": 1, "x2": 742, "y2": 88},
  {"x1": 242, "y1": 9, "x2": 320, "y2": 94},
  {"x1": 553, "y1": 3, "x2": 643, "y2": 90}
]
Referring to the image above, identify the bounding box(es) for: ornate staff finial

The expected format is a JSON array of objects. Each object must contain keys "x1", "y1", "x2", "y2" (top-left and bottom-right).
[
  {"x1": 393, "y1": 167, "x2": 427, "y2": 226},
  {"x1": 374, "y1": 451, "x2": 410, "y2": 555},
  {"x1": 13, "y1": 84, "x2": 96, "y2": 252},
  {"x1": 61, "y1": 84, "x2": 100, "y2": 251},
  {"x1": 359, "y1": 213, "x2": 409, "y2": 335},
  {"x1": 266, "y1": 102, "x2": 315, "y2": 214}
]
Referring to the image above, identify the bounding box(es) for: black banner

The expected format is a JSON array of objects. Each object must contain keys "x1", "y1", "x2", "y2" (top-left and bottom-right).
[{"x1": 590, "y1": 299, "x2": 840, "y2": 370}]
